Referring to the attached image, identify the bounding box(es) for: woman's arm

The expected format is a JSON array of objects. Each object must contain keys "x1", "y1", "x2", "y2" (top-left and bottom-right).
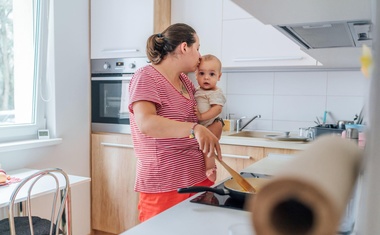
[{"x1": 132, "y1": 100, "x2": 222, "y2": 158}]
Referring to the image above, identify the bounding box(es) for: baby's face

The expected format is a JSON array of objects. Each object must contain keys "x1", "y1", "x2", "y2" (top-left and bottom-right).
[{"x1": 196, "y1": 59, "x2": 221, "y2": 90}]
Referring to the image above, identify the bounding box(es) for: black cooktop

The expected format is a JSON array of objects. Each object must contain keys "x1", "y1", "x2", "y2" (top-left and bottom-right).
[
  {"x1": 190, "y1": 172, "x2": 355, "y2": 235},
  {"x1": 190, "y1": 172, "x2": 266, "y2": 211}
]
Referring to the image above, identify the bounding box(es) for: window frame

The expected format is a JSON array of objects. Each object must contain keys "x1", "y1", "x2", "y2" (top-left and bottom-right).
[{"x1": 0, "y1": 0, "x2": 50, "y2": 143}]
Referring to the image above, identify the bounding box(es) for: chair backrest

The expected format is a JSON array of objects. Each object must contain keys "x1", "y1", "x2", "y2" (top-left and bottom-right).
[{"x1": 7, "y1": 168, "x2": 72, "y2": 235}]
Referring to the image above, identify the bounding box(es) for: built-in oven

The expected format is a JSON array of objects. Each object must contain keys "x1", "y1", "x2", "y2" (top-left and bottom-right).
[{"x1": 91, "y1": 57, "x2": 150, "y2": 133}]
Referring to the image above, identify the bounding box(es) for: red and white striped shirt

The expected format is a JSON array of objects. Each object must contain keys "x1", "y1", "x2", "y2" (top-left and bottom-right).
[{"x1": 129, "y1": 65, "x2": 206, "y2": 193}]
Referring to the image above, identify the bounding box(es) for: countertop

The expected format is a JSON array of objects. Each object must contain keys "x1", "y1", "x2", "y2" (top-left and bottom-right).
[
  {"x1": 220, "y1": 131, "x2": 311, "y2": 151},
  {"x1": 120, "y1": 153, "x2": 357, "y2": 235},
  {"x1": 120, "y1": 154, "x2": 293, "y2": 235},
  {"x1": 94, "y1": 129, "x2": 312, "y2": 151},
  {"x1": 121, "y1": 196, "x2": 253, "y2": 235}
]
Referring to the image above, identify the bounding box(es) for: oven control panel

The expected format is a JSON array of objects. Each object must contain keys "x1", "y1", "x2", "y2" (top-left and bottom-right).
[{"x1": 91, "y1": 57, "x2": 150, "y2": 75}]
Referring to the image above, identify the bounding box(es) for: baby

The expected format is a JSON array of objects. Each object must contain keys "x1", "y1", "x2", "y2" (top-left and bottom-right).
[{"x1": 195, "y1": 54, "x2": 226, "y2": 182}]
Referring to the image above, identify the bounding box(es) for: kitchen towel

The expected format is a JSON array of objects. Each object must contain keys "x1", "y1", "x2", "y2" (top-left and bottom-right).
[{"x1": 249, "y1": 135, "x2": 362, "y2": 235}]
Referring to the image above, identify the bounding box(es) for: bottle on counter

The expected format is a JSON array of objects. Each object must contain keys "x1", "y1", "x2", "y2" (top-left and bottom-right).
[{"x1": 342, "y1": 128, "x2": 365, "y2": 148}]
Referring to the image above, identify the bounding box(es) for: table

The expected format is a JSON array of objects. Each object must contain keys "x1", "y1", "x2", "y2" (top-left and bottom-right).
[
  {"x1": 0, "y1": 168, "x2": 90, "y2": 208},
  {"x1": 0, "y1": 168, "x2": 90, "y2": 234}
]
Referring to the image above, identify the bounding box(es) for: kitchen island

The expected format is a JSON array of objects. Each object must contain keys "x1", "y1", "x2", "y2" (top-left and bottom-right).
[
  {"x1": 120, "y1": 154, "x2": 293, "y2": 235},
  {"x1": 121, "y1": 195, "x2": 253, "y2": 235},
  {"x1": 120, "y1": 152, "x2": 357, "y2": 235}
]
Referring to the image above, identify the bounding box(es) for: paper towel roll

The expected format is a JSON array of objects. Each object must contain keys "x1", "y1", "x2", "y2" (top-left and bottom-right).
[{"x1": 250, "y1": 135, "x2": 362, "y2": 235}]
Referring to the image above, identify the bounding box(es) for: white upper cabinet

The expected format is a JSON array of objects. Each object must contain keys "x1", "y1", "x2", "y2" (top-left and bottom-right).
[
  {"x1": 221, "y1": 0, "x2": 318, "y2": 68},
  {"x1": 171, "y1": 0, "x2": 223, "y2": 59},
  {"x1": 171, "y1": 0, "x2": 318, "y2": 68},
  {"x1": 222, "y1": 0, "x2": 252, "y2": 20},
  {"x1": 91, "y1": 0, "x2": 154, "y2": 59}
]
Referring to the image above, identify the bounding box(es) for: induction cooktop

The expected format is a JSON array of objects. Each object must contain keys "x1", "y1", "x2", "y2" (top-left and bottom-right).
[{"x1": 189, "y1": 172, "x2": 266, "y2": 211}]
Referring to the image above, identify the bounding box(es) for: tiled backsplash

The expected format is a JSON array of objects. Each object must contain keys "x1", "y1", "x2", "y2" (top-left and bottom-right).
[{"x1": 190, "y1": 70, "x2": 369, "y2": 132}]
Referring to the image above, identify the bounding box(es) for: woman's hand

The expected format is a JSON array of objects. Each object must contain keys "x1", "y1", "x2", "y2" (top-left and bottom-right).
[{"x1": 193, "y1": 124, "x2": 222, "y2": 160}]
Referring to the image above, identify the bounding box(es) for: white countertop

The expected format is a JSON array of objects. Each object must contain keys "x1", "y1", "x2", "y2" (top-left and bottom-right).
[
  {"x1": 220, "y1": 131, "x2": 311, "y2": 151},
  {"x1": 120, "y1": 154, "x2": 292, "y2": 235},
  {"x1": 95, "y1": 130, "x2": 312, "y2": 151},
  {"x1": 121, "y1": 153, "x2": 357, "y2": 235},
  {"x1": 241, "y1": 153, "x2": 296, "y2": 176},
  {"x1": 121, "y1": 197, "x2": 253, "y2": 235}
]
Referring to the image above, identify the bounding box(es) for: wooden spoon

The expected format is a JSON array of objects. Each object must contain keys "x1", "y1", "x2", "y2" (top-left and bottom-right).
[{"x1": 214, "y1": 155, "x2": 256, "y2": 193}]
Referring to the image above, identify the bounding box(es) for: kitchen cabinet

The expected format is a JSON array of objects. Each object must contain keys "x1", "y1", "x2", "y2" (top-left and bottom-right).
[
  {"x1": 215, "y1": 144, "x2": 299, "y2": 183},
  {"x1": 171, "y1": 0, "x2": 318, "y2": 68},
  {"x1": 215, "y1": 144, "x2": 264, "y2": 183},
  {"x1": 153, "y1": 0, "x2": 171, "y2": 33},
  {"x1": 91, "y1": 0, "x2": 154, "y2": 59},
  {"x1": 264, "y1": 147, "x2": 300, "y2": 156},
  {"x1": 221, "y1": 18, "x2": 318, "y2": 67},
  {"x1": 171, "y1": 0, "x2": 223, "y2": 58},
  {"x1": 91, "y1": 133, "x2": 138, "y2": 235},
  {"x1": 221, "y1": 0, "x2": 318, "y2": 68}
]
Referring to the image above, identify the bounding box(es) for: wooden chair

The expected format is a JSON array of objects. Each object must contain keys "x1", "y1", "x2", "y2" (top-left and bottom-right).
[{"x1": 0, "y1": 168, "x2": 72, "y2": 235}]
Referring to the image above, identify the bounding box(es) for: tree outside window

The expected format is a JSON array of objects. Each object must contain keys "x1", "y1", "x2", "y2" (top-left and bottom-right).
[
  {"x1": 0, "y1": 0, "x2": 49, "y2": 142},
  {"x1": 0, "y1": 0, "x2": 15, "y2": 124}
]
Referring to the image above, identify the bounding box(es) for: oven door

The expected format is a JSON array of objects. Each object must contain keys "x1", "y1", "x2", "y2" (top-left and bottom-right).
[{"x1": 91, "y1": 76, "x2": 131, "y2": 133}]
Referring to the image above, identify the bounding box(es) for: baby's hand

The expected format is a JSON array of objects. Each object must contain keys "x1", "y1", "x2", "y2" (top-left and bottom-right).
[{"x1": 194, "y1": 105, "x2": 202, "y2": 120}]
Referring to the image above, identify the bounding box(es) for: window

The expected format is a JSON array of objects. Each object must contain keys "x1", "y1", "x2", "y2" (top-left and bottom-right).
[{"x1": 0, "y1": 0, "x2": 50, "y2": 143}]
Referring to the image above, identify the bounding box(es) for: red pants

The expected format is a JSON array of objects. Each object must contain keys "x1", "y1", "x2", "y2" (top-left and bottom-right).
[{"x1": 138, "y1": 178, "x2": 213, "y2": 222}]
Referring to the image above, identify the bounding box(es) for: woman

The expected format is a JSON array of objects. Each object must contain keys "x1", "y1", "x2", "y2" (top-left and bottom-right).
[{"x1": 128, "y1": 23, "x2": 223, "y2": 222}]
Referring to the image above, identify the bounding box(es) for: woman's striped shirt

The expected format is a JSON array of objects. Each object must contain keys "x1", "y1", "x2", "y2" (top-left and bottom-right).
[{"x1": 128, "y1": 65, "x2": 206, "y2": 193}]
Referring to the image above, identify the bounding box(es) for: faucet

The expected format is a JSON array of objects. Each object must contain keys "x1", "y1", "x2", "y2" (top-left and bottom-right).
[{"x1": 236, "y1": 115, "x2": 261, "y2": 132}]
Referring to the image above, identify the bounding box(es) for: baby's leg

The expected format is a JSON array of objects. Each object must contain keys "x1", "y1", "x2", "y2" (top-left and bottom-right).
[
  {"x1": 205, "y1": 154, "x2": 217, "y2": 182},
  {"x1": 204, "y1": 119, "x2": 223, "y2": 182}
]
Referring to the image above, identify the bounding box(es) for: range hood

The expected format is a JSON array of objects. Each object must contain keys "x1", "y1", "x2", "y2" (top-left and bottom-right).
[
  {"x1": 231, "y1": 0, "x2": 373, "y2": 68},
  {"x1": 276, "y1": 21, "x2": 372, "y2": 49}
]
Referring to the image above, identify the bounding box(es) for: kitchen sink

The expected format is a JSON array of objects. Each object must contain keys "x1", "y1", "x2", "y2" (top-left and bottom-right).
[{"x1": 227, "y1": 131, "x2": 283, "y2": 138}]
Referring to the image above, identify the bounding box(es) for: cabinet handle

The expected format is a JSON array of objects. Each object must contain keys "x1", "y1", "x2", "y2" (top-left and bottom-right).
[
  {"x1": 102, "y1": 49, "x2": 139, "y2": 53},
  {"x1": 101, "y1": 142, "x2": 134, "y2": 149},
  {"x1": 222, "y1": 154, "x2": 251, "y2": 159},
  {"x1": 91, "y1": 76, "x2": 132, "y2": 81},
  {"x1": 233, "y1": 56, "x2": 303, "y2": 62}
]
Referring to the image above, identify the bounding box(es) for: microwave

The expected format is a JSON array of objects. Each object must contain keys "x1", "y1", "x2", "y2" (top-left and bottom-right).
[{"x1": 91, "y1": 58, "x2": 149, "y2": 133}]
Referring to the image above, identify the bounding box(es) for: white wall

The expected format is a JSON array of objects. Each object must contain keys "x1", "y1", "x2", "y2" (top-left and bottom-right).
[
  {"x1": 215, "y1": 70, "x2": 369, "y2": 132},
  {"x1": 0, "y1": 0, "x2": 91, "y2": 234}
]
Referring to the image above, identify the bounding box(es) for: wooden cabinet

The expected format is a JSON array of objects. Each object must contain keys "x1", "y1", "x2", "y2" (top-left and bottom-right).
[
  {"x1": 215, "y1": 144, "x2": 300, "y2": 183},
  {"x1": 264, "y1": 147, "x2": 300, "y2": 157},
  {"x1": 90, "y1": 0, "x2": 154, "y2": 59},
  {"x1": 215, "y1": 144, "x2": 264, "y2": 183},
  {"x1": 91, "y1": 133, "x2": 138, "y2": 235}
]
